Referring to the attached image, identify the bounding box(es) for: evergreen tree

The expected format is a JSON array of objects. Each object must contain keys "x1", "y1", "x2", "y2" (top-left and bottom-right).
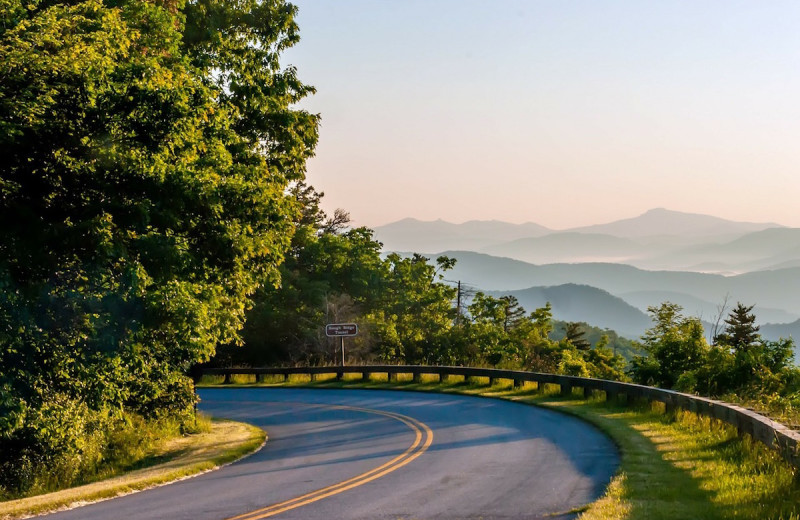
[
  {"x1": 562, "y1": 322, "x2": 591, "y2": 350},
  {"x1": 714, "y1": 303, "x2": 760, "y2": 351},
  {"x1": 499, "y1": 295, "x2": 526, "y2": 332}
]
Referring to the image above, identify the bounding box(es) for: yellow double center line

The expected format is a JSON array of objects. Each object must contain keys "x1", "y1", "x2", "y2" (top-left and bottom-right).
[{"x1": 226, "y1": 404, "x2": 434, "y2": 520}]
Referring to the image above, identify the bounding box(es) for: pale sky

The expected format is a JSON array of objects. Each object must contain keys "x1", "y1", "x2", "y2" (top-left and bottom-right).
[{"x1": 282, "y1": 1, "x2": 800, "y2": 230}]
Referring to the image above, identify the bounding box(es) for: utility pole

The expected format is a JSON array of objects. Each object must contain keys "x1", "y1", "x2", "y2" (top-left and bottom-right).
[{"x1": 456, "y1": 280, "x2": 462, "y2": 325}]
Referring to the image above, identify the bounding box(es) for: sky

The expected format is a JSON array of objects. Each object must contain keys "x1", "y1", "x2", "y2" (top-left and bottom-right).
[{"x1": 281, "y1": 0, "x2": 800, "y2": 230}]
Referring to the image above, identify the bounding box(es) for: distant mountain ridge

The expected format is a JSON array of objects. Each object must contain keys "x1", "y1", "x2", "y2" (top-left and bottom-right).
[
  {"x1": 567, "y1": 208, "x2": 781, "y2": 238},
  {"x1": 488, "y1": 284, "x2": 651, "y2": 339},
  {"x1": 482, "y1": 232, "x2": 645, "y2": 265},
  {"x1": 374, "y1": 209, "x2": 796, "y2": 274},
  {"x1": 376, "y1": 210, "x2": 799, "y2": 345},
  {"x1": 374, "y1": 218, "x2": 551, "y2": 252},
  {"x1": 440, "y1": 250, "x2": 800, "y2": 317}
]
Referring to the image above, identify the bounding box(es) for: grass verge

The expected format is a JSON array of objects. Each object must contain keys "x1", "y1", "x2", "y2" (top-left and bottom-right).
[
  {"x1": 199, "y1": 373, "x2": 800, "y2": 520},
  {"x1": 0, "y1": 418, "x2": 266, "y2": 520}
]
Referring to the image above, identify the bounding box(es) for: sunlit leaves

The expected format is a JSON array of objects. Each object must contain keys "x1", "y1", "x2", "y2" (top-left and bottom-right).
[{"x1": 0, "y1": 0, "x2": 316, "y2": 493}]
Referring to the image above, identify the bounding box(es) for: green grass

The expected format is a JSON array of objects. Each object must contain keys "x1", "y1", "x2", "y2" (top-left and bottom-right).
[
  {"x1": 200, "y1": 372, "x2": 800, "y2": 520},
  {"x1": 0, "y1": 418, "x2": 266, "y2": 520}
]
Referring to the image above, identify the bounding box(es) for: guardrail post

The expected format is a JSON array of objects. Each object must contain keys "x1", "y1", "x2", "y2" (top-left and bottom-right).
[
  {"x1": 560, "y1": 382, "x2": 572, "y2": 397},
  {"x1": 310, "y1": 372, "x2": 317, "y2": 382},
  {"x1": 583, "y1": 386, "x2": 592, "y2": 399},
  {"x1": 513, "y1": 378, "x2": 523, "y2": 389},
  {"x1": 223, "y1": 373, "x2": 232, "y2": 384},
  {"x1": 412, "y1": 371, "x2": 421, "y2": 383},
  {"x1": 336, "y1": 370, "x2": 343, "y2": 381},
  {"x1": 389, "y1": 372, "x2": 397, "y2": 382},
  {"x1": 489, "y1": 377, "x2": 496, "y2": 386},
  {"x1": 281, "y1": 372, "x2": 289, "y2": 382},
  {"x1": 441, "y1": 373, "x2": 449, "y2": 383},
  {"x1": 256, "y1": 373, "x2": 265, "y2": 384},
  {"x1": 664, "y1": 396, "x2": 676, "y2": 415},
  {"x1": 362, "y1": 371, "x2": 370, "y2": 382}
]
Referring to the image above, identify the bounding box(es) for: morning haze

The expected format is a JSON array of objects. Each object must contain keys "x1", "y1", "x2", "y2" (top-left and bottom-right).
[{"x1": 373, "y1": 208, "x2": 800, "y2": 345}]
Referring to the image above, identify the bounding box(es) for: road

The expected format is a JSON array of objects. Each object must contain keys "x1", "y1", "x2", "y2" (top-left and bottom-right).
[{"x1": 42, "y1": 388, "x2": 619, "y2": 520}]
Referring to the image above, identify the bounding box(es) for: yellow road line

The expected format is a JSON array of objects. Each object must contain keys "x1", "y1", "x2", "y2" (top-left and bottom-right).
[{"x1": 225, "y1": 405, "x2": 433, "y2": 520}]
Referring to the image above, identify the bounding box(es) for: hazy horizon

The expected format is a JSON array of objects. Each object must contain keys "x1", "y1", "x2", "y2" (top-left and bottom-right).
[
  {"x1": 372, "y1": 207, "x2": 791, "y2": 230},
  {"x1": 283, "y1": 1, "x2": 800, "y2": 229}
]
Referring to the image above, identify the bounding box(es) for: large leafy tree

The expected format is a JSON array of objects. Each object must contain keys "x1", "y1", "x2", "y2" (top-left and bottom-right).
[
  {"x1": 0, "y1": 0, "x2": 316, "y2": 491},
  {"x1": 218, "y1": 183, "x2": 385, "y2": 366},
  {"x1": 369, "y1": 254, "x2": 457, "y2": 364}
]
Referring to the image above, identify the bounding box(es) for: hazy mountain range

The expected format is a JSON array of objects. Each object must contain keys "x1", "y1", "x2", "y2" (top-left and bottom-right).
[
  {"x1": 375, "y1": 208, "x2": 792, "y2": 274},
  {"x1": 374, "y1": 209, "x2": 800, "y2": 347}
]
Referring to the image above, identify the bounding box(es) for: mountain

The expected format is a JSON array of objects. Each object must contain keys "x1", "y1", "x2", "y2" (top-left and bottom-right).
[
  {"x1": 618, "y1": 290, "x2": 800, "y2": 325},
  {"x1": 375, "y1": 210, "x2": 790, "y2": 274},
  {"x1": 637, "y1": 228, "x2": 800, "y2": 272},
  {"x1": 441, "y1": 251, "x2": 800, "y2": 316},
  {"x1": 760, "y1": 320, "x2": 800, "y2": 360},
  {"x1": 488, "y1": 284, "x2": 652, "y2": 338},
  {"x1": 568, "y1": 208, "x2": 781, "y2": 238},
  {"x1": 761, "y1": 320, "x2": 800, "y2": 342},
  {"x1": 481, "y1": 233, "x2": 646, "y2": 265},
  {"x1": 373, "y1": 218, "x2": 551, "y2": 253}
]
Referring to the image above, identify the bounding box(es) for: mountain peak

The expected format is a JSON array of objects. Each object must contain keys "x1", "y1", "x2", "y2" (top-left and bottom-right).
[{"x1": 570, "y1": 208, "x2": 781, "y2": 238}]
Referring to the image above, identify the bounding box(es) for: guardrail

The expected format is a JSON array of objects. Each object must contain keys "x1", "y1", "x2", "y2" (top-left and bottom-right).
[{"x1": 201, "y1": 364, "x2": 800, "y2": 467}]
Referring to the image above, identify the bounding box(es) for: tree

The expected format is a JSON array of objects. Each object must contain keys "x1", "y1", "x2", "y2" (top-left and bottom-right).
[
  {"x1": 562, "y1": 322, "x2": 591, "y2": 350},
  {"x1": 369, "y1": 254, "x2": 457, "y2": 364},
  {"x1": 712, "y1": 303, "x2": 796, "y2": 393},
  {"x1": 500, "y1": 296, "x2": 526, "y2": 332},
  {"x1": 222, "y1": 185, "x2": 386, "y2": 366},
  {"x1": 714, "y1": 303, "x2": 760, "y2": 351},
  {"x1": 629, "y1": 303, "x2": 709, "y2": 389},
  {"x1": 583, "y1": 335, "x2": 627, "y2": 381},
  {"x1": 0, "y1": 0, "x2": 316, "y2": 493}
]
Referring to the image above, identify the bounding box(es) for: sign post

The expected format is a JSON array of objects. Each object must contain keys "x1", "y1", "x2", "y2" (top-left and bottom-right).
[{"x1": 325, "y1": 323, "x2": 358, "y2": 369}]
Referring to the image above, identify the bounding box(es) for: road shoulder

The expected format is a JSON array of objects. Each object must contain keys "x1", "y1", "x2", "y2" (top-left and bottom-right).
[{"x1": 0, "y1": 419, "x2": 266, "y2": 520}]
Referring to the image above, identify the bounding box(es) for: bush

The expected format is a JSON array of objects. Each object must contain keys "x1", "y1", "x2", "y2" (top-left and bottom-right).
[{"x1": 0, "y1": 404, "x2": 193, "y2": 500}]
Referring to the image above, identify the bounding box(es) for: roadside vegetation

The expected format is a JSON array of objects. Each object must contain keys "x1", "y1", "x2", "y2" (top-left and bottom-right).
[
  {"x1": 198, "y1": 374, "x2": 800, "y2": 520},
  {"x1": 1, "y1": 0, "x2": 314, "y2": 499},
  {"x1": 0, "y1": 417, "x2": 265, "y2": 519}
]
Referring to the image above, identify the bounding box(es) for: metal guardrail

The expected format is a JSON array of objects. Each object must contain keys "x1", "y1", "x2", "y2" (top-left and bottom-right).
[{"x1": 202, "y1": 364, "x2": 800, "y2": 467}]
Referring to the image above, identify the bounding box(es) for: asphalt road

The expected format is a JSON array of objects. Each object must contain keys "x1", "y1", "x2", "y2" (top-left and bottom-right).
[{"x1": 42, "y1": 388, "x2": 619, "y2": 520}]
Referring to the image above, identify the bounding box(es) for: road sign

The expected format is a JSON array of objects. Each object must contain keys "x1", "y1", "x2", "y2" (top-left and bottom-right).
[{"x1": 326, "y1": 323, "x2": 358, "y2": 337}]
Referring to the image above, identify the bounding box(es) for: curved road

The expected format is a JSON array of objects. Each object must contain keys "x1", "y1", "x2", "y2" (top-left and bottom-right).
[{"x1": 43, "y1": 388, "x2": 618, "y2": 520}]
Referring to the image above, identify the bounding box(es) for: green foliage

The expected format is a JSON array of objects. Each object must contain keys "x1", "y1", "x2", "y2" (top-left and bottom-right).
[
  {"x1": 216, "y1": 184, "x2": 387, "y2": 365},
  {"x1": 562, "y1": 322, "x2": 591, "y2": 350},
  {"x1": 0, "y1": 0, "x2": 315, "y2": 494},
  {"x1": 550, "y1": 320, "x2": 642, "y2": 361},
  {"x1": 713, "y1": 302, "x2": 760, "y2": 350},
  {"x1": 367, "y1": 254, "x2": 457, "y2": 364},
  {"x1": 630, "y1": 303, "x2": 709, "y2": 388},
  {"x1": 0, "y1": 408, "x2": 191, "y2": 500},
  {"x1": 631, "y1": 301, "x2": 798, "y2": 404}
]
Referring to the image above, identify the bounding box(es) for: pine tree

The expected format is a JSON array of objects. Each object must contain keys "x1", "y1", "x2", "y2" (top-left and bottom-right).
[{"x1": 714, "y1": 303, "x2": 760, "y2": 351}]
